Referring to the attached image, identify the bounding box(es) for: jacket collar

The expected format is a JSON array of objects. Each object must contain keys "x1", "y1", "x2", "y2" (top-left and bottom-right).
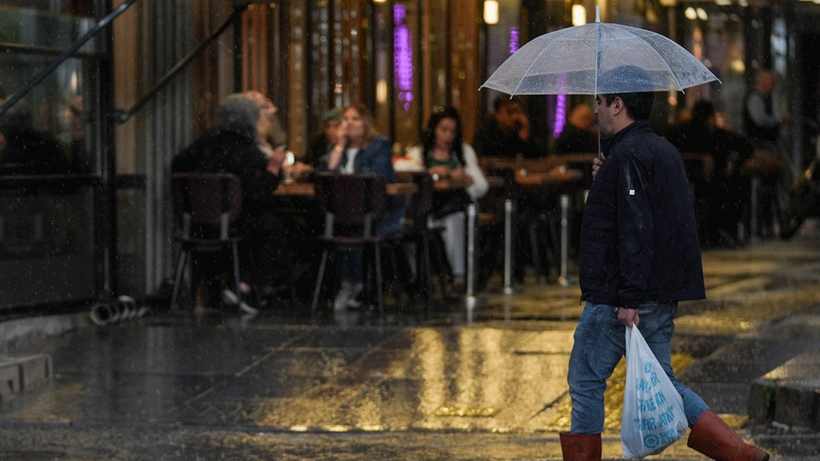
[{"x1": 600, "y1": 120, "x2": 650, "y2": 156}]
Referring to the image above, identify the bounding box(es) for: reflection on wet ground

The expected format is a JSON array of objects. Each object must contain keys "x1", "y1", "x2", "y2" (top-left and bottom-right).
[{"x1": 1, "y1": 221, "x2": 820, "y2": 459}]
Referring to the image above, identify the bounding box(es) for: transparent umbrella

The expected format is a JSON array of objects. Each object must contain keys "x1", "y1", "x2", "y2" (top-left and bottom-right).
[{"x1": 480, "y1": 10, "x2": 719, "y2": 95}]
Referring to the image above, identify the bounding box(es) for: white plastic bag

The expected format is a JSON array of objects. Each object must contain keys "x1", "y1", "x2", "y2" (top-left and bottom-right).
[{"x1": 621, "y1": 325, "x2": 688, "y2": 459}]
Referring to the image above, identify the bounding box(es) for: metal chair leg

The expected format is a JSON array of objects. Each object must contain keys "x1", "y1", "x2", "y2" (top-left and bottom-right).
[
  {"x1": 374, "y1": 241, "x2": 384, "y2": 322},
  {"x1": 170, "y1": 250, "x2": 188, "y2": 314},
  {"x1": 232, "y1": 241, "x2": 242, "y2": 310},
  {"x1": 529, "y1": 220, "x2": 542, "y2": 283},
  {"x1": 421, "y1": 235, "x2": 433, "y2": 313},
  {"x1": 387, "y1": 241, "x2": 403, "y2": 308},
  {"x1": 311, "y1": 249, "x2": 330, "y2": 317}
]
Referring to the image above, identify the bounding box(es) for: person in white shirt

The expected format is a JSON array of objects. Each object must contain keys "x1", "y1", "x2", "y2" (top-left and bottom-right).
[{"x1": 406, "y1": 106, "x2": 488, "y2": 298}]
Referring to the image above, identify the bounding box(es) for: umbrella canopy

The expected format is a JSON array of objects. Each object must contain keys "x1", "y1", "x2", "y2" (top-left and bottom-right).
[{"x1": 480, "y1": 15, "x2": 719, "y2": 95}]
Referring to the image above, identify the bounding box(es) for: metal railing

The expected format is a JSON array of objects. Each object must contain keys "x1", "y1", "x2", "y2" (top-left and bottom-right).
[
  {"x1": 112, "y1": 2, "x2": 251, "y2": 124},
  {"x1": 0, "y1": 0, "x2": 140, "y2": 119}
]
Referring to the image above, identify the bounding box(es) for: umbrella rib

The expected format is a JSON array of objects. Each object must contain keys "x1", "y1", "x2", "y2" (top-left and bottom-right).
[
  {"x1": 631, "y1": 29, "x2": 685, "y2": 90},
  {"x1": 595, "y1": 23, "x2": 601, "y2": 95}
]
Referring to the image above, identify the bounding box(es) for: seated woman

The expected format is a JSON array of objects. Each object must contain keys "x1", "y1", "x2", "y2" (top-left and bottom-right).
[
  {"x1": 316, "y1": 103, "x2": 403, "y2": 310},
  {"x1": 406, "y1": 106, "x2": 488, "y2": 298}
]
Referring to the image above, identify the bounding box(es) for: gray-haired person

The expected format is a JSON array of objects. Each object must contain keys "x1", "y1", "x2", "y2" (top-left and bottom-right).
[{"x1": 172, "y1": 93, "x2": 289, "y2": 315}]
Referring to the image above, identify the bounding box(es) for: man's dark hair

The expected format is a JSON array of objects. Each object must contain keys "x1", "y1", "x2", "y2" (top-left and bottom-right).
[
  {"x1": 492, "y1": 94, "x2": 521, "y2": 113},
  {"x1": 600, "y1": 64, "x2": 655, "y2": 120},
  {"x1": 603, "y1": 92, "x2": 654, "y2": 120}
]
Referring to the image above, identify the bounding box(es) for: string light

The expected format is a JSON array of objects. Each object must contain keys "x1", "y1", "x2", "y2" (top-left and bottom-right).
[{"x1": 394, "y1": 5, "x2": 414, "y2": 111}]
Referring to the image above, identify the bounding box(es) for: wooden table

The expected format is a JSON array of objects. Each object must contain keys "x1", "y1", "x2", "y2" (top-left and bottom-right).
[
  {"x1": 433, "y1": 177, "x2": 473, "y2": 191},
  {"x1": 275, "y1": 181, "x2": 417, "y2": 197},
  {"x1": 514, "y1": 168, "x2": 584, "y2": 188}
]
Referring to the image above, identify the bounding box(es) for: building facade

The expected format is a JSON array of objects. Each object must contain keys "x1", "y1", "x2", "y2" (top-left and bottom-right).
[{"x1": 0, "y1": 0, "x2": 816, "y2": 312}]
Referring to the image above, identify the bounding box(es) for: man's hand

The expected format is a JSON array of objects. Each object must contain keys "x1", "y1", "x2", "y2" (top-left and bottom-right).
[
  {"x1": 328, "y1": 143, "x2": 345, "y2": 170},
  {"x1": 266, "y1": 144, "x2": 286, "y2": 175},
  {"x1": 290, "y1": 162, "x2": 313, "y2": 180},
  {"x1": 618, "y1": 307, "x2": 639, "y2": 327},
  {"x1": 592, "y1": 153, "x2": 605, "y2": 179},
  {"x1": 514, "y1": 113, "x2": 530, "y2": 141}
]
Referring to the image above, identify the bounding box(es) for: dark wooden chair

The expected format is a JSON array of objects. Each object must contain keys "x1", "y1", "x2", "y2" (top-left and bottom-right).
[
  {"x1": 476, "y1": 166, "x2": 520, "y2": 288},
  {"x1": 170, "y1": 172, "x2": 249, "y2": 313},
  {"x1": 310, "y1": 173, "x2": 402, "y2": 320},
  {"x1": 401, "y1": 171, "x2": 448, "y2": 310}
]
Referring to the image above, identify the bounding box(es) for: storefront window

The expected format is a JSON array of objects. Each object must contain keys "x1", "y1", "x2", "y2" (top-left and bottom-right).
[
  {"x1": 0, "y1": 1, "x2": 102, "y2": 309},
  {"x1": 677, "y1": 3, "x2": 744, "y2": 132},
  {"x1": 0, "y1": 3, "x2": 100, "y2": 175}
]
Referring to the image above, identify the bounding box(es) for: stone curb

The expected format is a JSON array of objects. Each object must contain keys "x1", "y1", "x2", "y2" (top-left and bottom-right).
[{"x1": 749, "y1": 347, "x2": 820, "y2": 431}]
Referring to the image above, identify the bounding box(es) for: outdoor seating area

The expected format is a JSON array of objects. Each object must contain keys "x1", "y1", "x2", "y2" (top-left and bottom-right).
[
  {"x1": 167, "y1": 155, "x2": 600, "y2": 322},
  {"x1": 164, "y1": 144, "x2": 800, "y2": 326}
]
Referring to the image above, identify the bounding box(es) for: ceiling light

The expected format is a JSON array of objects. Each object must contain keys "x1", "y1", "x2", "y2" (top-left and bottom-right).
[
  {"x1": 484, "y1": 0, "x2": 499, "y2": 25},
  {"x1": 572, "y1": 4, "x2": 586, "y2": 26}
]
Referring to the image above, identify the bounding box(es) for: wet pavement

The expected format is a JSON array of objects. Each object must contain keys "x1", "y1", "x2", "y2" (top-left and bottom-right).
[{"x1": 1, "y1": 220, "x2": 820, "y2": 460}]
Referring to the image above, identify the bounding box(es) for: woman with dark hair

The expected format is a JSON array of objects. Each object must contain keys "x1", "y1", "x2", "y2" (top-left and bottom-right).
[{"x1": 407, "y1": 106, "x2": 488, "y2": 297}]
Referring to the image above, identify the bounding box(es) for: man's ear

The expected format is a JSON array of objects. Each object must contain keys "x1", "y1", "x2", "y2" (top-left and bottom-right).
[{"x1": 612, "y1": 97, "x2": 624, "y2": 114}]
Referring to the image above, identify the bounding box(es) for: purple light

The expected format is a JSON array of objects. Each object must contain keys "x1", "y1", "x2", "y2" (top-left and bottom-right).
[
  {"x1": 394, "y1": 5, "x2": 413, "y2": 110},
  {"x1": 509, "y1": 27, "x2": 519, "y2": 54},
  {"x1": 553, "y1": 94, "x2": 567, "y2": 138}
]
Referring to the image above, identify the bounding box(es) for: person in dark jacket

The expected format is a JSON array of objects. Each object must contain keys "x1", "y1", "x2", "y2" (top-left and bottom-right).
[
  {"x1": 473, "y1": 95, "x2": 542, "y2": 158},
  {"x1": 665, "y1": 100, "x2": 753, "y2": 246},
  {"x1": 560, "y1": 66, "x2": 770, "y2": 461},
  {"x1": 555, "y1": 103, "x2": 598, "y2": 154},
  {"x1": 304, "y1": 107, "x2": 342, "y2": 166},
  {"x1": 172, "y1": 93, "x2": 288, "y2": 314}
]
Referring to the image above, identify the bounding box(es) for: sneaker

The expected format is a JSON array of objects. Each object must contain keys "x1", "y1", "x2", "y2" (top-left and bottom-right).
[
  {"x1": 347, "y1": 283, "x2": 363, "y2": 309},
  {"x1": 333, "y1": 281, "x2": 364, "y2": 311},
  {"x1": 222, "y1": 289, "x2": 258, "y2": 316}
]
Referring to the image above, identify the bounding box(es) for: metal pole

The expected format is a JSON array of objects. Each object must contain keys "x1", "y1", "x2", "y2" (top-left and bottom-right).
[
  {"x1": 559, "y1": 194, "x2": 570, "y2": 286},
  {"x1": 750, "y1": 177, "x2": 759, "y2": 240},
  {"x1": 466, "y1": 203, "x2": 477, "y2": 298},
  {"x1": 503, "y1": 198, "x2": 514, "y2": 294}
]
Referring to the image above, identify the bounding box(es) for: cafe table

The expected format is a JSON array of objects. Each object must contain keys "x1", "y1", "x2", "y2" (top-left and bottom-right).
[
  {"x1": 274, "y1": 180, "x2": 417, "y2": 196},
  {"x1": 518, "y1": 168, "x2": 585, "y2": 286}
]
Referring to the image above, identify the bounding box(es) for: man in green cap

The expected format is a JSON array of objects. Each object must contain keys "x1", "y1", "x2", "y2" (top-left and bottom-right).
[{"x1": 304, "y1": 107, "x2": 342, "y2": 166}]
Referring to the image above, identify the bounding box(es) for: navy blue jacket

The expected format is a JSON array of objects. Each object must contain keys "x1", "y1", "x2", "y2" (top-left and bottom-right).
[
  {"x1": 578, "y1": 121, "x2": 705, "y2": 308},
  {"x1": 317, "y1": 135, "x2": 395, "y2": 183}
]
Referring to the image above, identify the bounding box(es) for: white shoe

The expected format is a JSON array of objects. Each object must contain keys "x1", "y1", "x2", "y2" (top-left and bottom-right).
[
  {"x1": 347, "y1": 283, "x2": 363, "y2": 308},
  {"x1": 333, "y1": 281, "x2": 363, "y2": 311},
  {"x1": 222, "y1": 289, "x2": 258, "y2": 315}
]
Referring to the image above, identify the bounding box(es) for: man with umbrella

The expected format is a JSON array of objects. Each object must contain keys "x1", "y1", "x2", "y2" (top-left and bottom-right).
[
  {"x1": 481, "y1": 15, "x2": 770, "y2": 458},
  {"x1": 562, "y1": 65, "x2": 769, "y2": 461}
]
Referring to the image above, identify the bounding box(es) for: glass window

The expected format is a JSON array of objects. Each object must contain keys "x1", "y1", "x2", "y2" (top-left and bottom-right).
[{"x1": 0, "y1": 4, "x2": 100, "y2": 175}]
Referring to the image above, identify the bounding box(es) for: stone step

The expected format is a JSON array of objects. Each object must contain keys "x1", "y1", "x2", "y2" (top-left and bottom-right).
[
  {"x1": 749, "y1": 347, "x2": 820, "y2": 431},
  {"x1": 0, "y1": 354, "x2": 53, "y2": 403}
]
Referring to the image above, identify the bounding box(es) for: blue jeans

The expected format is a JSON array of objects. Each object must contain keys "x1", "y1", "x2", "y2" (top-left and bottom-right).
[
  {"x1": 567, "y1": 301, "x2": 709, "y2": 434},
  {"x1": 341, "y1": 204, "x2": 404, "y2": 283}
]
